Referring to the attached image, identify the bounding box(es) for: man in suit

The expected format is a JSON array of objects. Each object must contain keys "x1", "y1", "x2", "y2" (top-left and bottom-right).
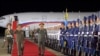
[
  {"x1": 4, "y1": 23, "x2": 13, "y2": 54},
  {"x1": 35, "y1": 22, "x2": 48, "y2": 56},
  {"x1": 15, "y1": 24, "x2": 25, "y2": 56}
]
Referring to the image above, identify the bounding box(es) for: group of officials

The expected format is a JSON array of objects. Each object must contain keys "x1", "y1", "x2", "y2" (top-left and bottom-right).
[
  {"x1": 45, "y1": 14, "x2": 100, "y2": 56},
  {"x1": 4, "y1": 24, "x2": 25, "y2": 56},
  {"x1": 4, "y1": 22, "x2": 47, "y2": 56}
]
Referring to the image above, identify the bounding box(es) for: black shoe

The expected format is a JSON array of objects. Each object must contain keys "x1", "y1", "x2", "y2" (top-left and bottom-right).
[
  {"x1": 39, "y1": 53, "x2": 41, "y2": 56},
  {"x1": 41, "y1": 54, "x2": 44, "y2": 56},
  {"x1": 18, "y1": 54, "x2": 22, "y2": 56}
]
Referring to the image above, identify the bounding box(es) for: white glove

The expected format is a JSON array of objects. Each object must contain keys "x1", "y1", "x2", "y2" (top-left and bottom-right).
[
  {"x1": 82, "y1": 32, "x2": 84, "y2": 34},
  {"x1": 98, "y1": 32, "x2": 100, "y2": 35},
  {"x1": 86, "y1": 32, "x2": 89, "y2": 34},
  {"x1": 78, "y1": 32, "x2": 80, "y2": 34}
]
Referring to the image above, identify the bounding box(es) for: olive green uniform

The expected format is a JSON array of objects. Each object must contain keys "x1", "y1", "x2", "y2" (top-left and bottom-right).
[
  {"x1": 4, "y1": 29, "x2": 13, "y2": 53},
  {"x1": 36, "y1": 28, "x2": 48, "y2": 55},
  {"x1": 15, "y1": 30, "x2": 25, "y2": 56}
]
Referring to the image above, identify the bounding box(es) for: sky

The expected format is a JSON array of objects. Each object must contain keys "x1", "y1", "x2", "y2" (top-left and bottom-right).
[
  {"x1": 0, "y1": 0, "x2": 100, "y2": 16},
  {"x1": 0, "y1": 0, "x2": 100, "y2": 36}
]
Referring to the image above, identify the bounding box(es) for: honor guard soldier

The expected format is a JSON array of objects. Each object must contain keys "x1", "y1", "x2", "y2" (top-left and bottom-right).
[
  {"x1": 68, "y1": 21, "x2": 73, "y2": 56},
  {"x1": 83, "y1": 16, "x2": 90, "y2": 56},
  {"x1": 89, "y1": 14, "x2": 98, "y2": 56},
  {"x1": 64, "y1": 21, "x2": 72, "y2": 56},
  {"x1": 96, "y1": 17, "x2": 100, "y2": 56},
  {"x1": 70, "y1": 21, "x2": 76, "y2": 56},
  {"x1": 78, "y1": 17, "x2": 86, "y2": 56},
  {"x1": 74, "y1": 19, "x2": 80, "y2": 56},
  {"x1": 59, "y1": 22, "x2": 66, "y2": 53},
  {"x1": 15, "y1": 24, "x2": 25, "y2": 56},
  {"x1": 88, "y1": 16, "x2": 95, "y2": 56},
  {"x1": 4, "y1": 23, "x2": 13, "y2": 54},
  {"x1": 34, "y1": 22, "x2": 48, "y2": 56},
  {"x1": 63, "y1": 21, "x2": 70, "y2": 55},
  {"x1": 94, "y1": 15, "x2": 100, "y2": 56}
]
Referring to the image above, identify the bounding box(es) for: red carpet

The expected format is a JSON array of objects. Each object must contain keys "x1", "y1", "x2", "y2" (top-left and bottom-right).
[{"x1": 11, "y1": 40, "x2": 56, "y2": 56}]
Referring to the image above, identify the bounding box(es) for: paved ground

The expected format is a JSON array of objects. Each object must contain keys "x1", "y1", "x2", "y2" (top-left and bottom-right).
[
  {"x1": 0, "y1": 38, "x2": 65, "y2": 56},
  {"x1": 29, "y1": 39, "x2": 65, "y2": 56},
  {"x1": 0, "y1": 38, "x2": 11, "y2": 56}
]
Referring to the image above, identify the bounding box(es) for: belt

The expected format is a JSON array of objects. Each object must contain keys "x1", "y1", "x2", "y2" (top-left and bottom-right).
[
  {"x1": 74, "y1": 34, "x2": 78, "y2": 36},
  {"x1": 88, "y1": 35, "x2": 92, "y2": 37},
  {"x1": 98, "y1": 32, "x2": 100, "y2": 35},
  {"x1": 70, "y1": 34, "x2": 73, "y2": 36},
  {"x1": 86, "y1": 32, "x2": 89, "y2": 34},
  {"x1": 94, "y1": 35, "x2": 98, "y2": 37},
  {"x1": 6, "y1": 35, "x2": 13, "y2": 38},
  {"x1": 82, "y1": 32, "x2": 84, "y2": 34},
  {"x1": 84, "y1": 35, "x2": 88, "y2": 37}
]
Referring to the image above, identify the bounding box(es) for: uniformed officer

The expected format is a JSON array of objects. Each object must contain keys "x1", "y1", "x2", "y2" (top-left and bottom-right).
[
  {"x1": 15, "y1": 24, "x2": 25, "y2": 56},
  {"x1": 97, "y1": 17, "x2": 100, "y2": 56},
  {"x1": 89, "y1": 14, "x2": 98, "y2": 56},
  {"x1": 83, "y1": 16, "x2": 90, "y2": 56},
  {"x1": 34, "y1": 22, "x2": 48, "y2": 56},
  {"x1": 59, "y1": 22, "x2": 66, "y2": 53},
  {"x1": 77, "y1": 19, "x2": 83, "y2": 56},
  {"x1": 78, "y1": 17, "x2": 86, "y2": 56},
  {"x1": 74, "y1": 19, "x2": 80, "y2": 56},
  {"x1": 94, "y1": 15, "x2": 100, "y2": 56},
  {"x1": 4, "y1": 23, "x2": 13, "y2": 54},
  {"x1": 88, "y1": 16, "x2": 94, "y2": 56},
  {"x1": 70, "y1": 21, "x2": 76, "y2": 56},
  {"x1": 64, "y1": 21, "x2": 72, "y2": 56}
]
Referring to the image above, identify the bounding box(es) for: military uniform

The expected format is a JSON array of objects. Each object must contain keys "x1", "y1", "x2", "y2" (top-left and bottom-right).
[
  {"x1": 36, "y1": 28, "x2": 47, "y2": 56},
  {"x1": 70, "y1": 21, "x2": 76, "y2": 56},
  {"x1": 4, "y1": 29, "x2": 13, "y2": 54},
  {"x1": 78, "y1": 18, "x2": 85, "y2": 56},
  {"x1": 15, "y1": 30, "x2": 25, "y2": 56},
  {"x1": 97, "y1": 24, "x2": 100, "y2": 56},
  {"x1": 59, "y1": 28, "x2": 65, "y2": 52},
  {"x1": 74, "y1": 20, "x2": 79, "y2": 56},
  {"x1": 64, "y1": 21, "x2": 72, "y2": 55},
  {"x1": 93, "y1": 17, "x2": 100, "y2": 56}
]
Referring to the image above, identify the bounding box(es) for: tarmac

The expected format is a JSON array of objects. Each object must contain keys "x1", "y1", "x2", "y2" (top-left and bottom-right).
[
  {"x1": 0, "y1": 38, "x2": 10, "y2": 56},
  {"x1": 0, "y1": 37, "x2": 65, "y2": 56}
]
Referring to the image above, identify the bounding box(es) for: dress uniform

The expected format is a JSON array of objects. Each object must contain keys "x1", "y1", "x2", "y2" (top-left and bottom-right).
[
  {"x1": 15, "y1": 24, "x2": 25, "y2": 56},
  {"x1": 88, "y1": 16, "x2": 95, "y2": 56},
  {"x1": 70, "y1": 21, "x2": 76, "y2": 56},
  {"x1": 64, "y1": 21, "x2": 71, "y2": 55},
  {"x1": 89, "y1": 14, "x2": 98, "y2": 56},
  {"x1": 83, "y1": 17, "x2": 90, "y2": 56},
  {"x1": 93, "y1": 16, "x2": 100, "y2": 56},
  {"x1": 63, "y1": 26, "x2": 69, "y2": 55},
  {"x1": 35, "y1": 22, "x2": 48, "y2": 56},
  {"x1": 4, "y1": 23, "x2": 13, "y2": 54},
  {"x1": 59, "y1": 22, "x2": 66, "y2": 53},
  {"x1": 97, "y1": 22, "x2": 100, "y2": 56},
  {"x1": 78, "y1": 17, "x2": 86, "y2": 56},
  {"x1": 74, "y1": 20, "x2": 80, "y2": 56}
]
